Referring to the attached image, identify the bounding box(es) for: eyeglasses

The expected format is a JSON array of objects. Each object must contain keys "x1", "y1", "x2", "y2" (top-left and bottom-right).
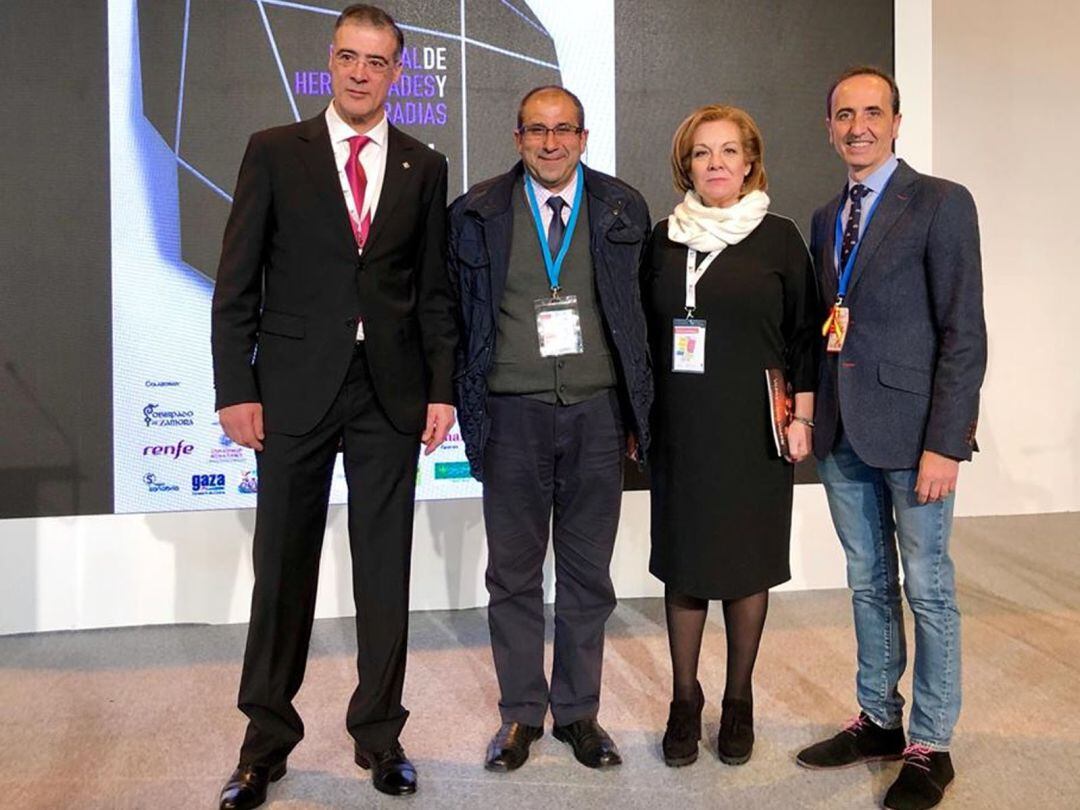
[
  {"x1": 333, "y1": 50, "x2": 396, "y2": 74},
  {"x1": 517, "y1": 124, "x2": 584, "y2": 142}
]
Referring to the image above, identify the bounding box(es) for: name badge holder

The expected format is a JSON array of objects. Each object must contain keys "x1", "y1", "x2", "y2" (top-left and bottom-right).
[
  {"x1": 672, "y1": 247, "x2": 720, "y2": 373},
  {"x1": 526, "y1": 165, "x2": 586, "y2": 357},
  {"x1": 822, "y1": 178, "x2": 891, "y2": 352},
  {"x1": 535, "y1": 293, "x2": 584, "y2": 357}
]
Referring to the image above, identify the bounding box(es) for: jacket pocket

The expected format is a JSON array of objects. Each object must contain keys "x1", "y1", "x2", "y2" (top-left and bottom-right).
[
  {"x1": 260, "y1": 309, "x2": 306, "y2": 339},
  {"x1": 878, "y1": 361, "x2": 932, "y2": 396},
  {"x1": 455, "y1": 236, "x2": 490, "y2": 268},
  {"x1": 605, "y1": 219, "x2": 644, "y2": 244},
  {"x1": 455, "y1": 245, "x2": 490, "y2": 302}
]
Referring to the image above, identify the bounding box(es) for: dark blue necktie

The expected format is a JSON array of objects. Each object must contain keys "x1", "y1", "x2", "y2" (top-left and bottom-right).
[
  {"x1": 547, "y1": 196, "x2": 566, "y2": 258},
  {"x1": 839, "y1": 183, "x2": 869, "y2": 271}
]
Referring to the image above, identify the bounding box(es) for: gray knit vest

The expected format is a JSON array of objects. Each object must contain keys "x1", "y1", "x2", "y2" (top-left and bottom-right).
[{"x1": 486, "y1": 181, "x2": 617, "y2": 403}]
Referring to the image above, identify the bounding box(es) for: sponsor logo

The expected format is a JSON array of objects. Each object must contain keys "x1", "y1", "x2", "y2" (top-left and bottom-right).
[
  {"x1": 143, "y1": 440, "x2": 195, "y2": 458},
  {"x1": 238, "y1": 470, "x2": 258, "y2": 494},
  {"x1": 191, "y1": 473, "x2": 226, "y2": 495},
  {"x1": 210, "y1": 432, "x2": 246, "y2": 463},
  {"x1": 434, "y1": 462, "x2": 472, "y2": 480},
  {"x1": 143, "y1": 403, "x2": 194, "y2": 427},
  {"x1": 145, "y1": 380, "x2": 180, "y2": 388},
  {"x1": 143, "y1": 472, "x2": 180, "y2": 493}
]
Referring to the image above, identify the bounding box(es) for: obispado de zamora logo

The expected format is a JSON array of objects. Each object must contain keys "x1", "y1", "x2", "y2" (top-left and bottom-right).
[{"x1": 143, "y1": 403, "x2": 195, "y2": 427}]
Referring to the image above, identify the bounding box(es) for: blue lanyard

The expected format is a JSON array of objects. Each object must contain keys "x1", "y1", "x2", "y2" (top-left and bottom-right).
[
  {"x1": 833, "y1": 176, "x2": 892, "y2": 300},
  {"x1": 524, "y1": 164, "x2": 585, "y2": 292}
]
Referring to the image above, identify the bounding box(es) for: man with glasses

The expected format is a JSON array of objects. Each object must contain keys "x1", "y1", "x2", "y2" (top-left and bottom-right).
[
  {"x1": 212, "y1": 5, "x2": 456, "y2": 807},
  {"x1": 448, "y1": 85, "x2": 652, "y2": 773}
]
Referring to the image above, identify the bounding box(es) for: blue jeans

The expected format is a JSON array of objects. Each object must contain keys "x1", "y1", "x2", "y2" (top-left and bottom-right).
[{"x1": 817, "y1": 434, "x2": 961, "y2": 750}]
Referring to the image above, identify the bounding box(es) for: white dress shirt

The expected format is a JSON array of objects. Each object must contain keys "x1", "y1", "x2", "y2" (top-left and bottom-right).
[
  {"x1": 326, "y1": 105, "x2": 390, "y2": 340},
  {"x1": 526, "y1": 168, "x2": 578, "y2": 232},
  {"x1": 326, "y1": 103, "x2": 389, "y2": 254}
]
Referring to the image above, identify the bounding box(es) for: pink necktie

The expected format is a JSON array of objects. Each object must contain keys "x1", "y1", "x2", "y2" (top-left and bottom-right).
[{"x1": 345, "y1": 135, "x2": 371, "y2": 248}]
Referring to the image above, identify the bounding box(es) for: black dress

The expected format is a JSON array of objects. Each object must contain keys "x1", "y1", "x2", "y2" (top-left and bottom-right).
[{"x1": 643, "y1": 214, "x2": 820, "y2": 600}]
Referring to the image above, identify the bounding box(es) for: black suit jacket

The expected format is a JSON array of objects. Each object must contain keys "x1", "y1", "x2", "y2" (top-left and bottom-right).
[
  {"x1": 211, "y1": 113, "x2": 457, "y2": 436},
  {"x1": 811, "y1": 159, "x2": 987, "y2": 468}
]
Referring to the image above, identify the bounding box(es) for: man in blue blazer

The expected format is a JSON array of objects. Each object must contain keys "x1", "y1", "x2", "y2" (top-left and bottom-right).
[{"x1": 796, "y1": 67, "x2": 986, "y2": 810}]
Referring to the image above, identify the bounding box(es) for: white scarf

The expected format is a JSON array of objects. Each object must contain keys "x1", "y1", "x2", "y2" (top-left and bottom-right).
[{"x1": 667, "y1": 189, "x2": 770, "y2": 253}]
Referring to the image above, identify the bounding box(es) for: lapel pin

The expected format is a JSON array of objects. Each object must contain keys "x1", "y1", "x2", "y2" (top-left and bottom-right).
[{"x1": 402, "y1": 161, "x2": 411, "y2": 169}]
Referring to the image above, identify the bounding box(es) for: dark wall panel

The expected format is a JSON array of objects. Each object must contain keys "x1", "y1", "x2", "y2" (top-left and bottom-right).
[
  {"x1": 0, "y1": 1, "x2": 113, "y2": 518},
  {"x1": 615, "y1": 0, "x2": 893, "y2": 232}
]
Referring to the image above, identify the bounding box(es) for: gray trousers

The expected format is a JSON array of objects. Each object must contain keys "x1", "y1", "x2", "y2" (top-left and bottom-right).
[{"x1": 482, "y1": 391, "x2": 625, "y2": 727}]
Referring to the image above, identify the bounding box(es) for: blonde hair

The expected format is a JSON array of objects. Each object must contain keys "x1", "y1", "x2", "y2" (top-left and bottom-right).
[{"x1": 670, "y1": 105, "x2": 768, "y2": 197}]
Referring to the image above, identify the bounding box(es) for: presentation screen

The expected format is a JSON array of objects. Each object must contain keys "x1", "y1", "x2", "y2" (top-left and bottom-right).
[
  {"x1": 0, "y1": 0, "x2": 892, "y2": 519},
  {"x1": 110, "y1": 0, "x2": 616, "y2": 513}
]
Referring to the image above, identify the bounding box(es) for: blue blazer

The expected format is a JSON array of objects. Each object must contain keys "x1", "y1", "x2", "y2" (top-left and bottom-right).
[{"x1": 811, "y1": 159, "x2": 987, "y2": 468}]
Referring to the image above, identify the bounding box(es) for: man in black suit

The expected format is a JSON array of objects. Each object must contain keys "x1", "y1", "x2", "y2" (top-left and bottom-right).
[
  {"x1": 448, "y1": 86, "x2": 652, "y2": 773},
  {"x1": 211, "y1": 5, "x2": 456, "y2": 807},
  {"x1": 795, "y1": 67, "x2": 986, "y2": 810}
]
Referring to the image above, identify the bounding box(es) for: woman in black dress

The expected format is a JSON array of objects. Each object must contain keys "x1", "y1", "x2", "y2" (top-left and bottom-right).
[{"x1": 643, "y1": 105, "x2": 819, "y2": 767}]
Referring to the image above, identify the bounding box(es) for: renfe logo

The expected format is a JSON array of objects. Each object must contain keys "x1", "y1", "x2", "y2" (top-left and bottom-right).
[{"x1": 143, "y1": 440, "x2": 195, "y2": 458}]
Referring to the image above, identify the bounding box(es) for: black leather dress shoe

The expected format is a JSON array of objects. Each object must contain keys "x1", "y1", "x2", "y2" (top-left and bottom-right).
[
  {"x1": 552, "y1": 718, "x2": 622, "y2": 769},
  {"x1": 355, "y1": 742, "x2": 418, "y2": 796},
  {"x1": 485, "y1": 721, "x2": 544, "y2": 772},
  {"x1": 219, "y1": 761, "x2": 286, "y2": 810}
]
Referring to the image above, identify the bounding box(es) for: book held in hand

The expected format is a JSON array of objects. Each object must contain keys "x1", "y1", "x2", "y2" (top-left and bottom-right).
[{"x1": 765, "y1": 368, "x2": 792, "y2": 459}]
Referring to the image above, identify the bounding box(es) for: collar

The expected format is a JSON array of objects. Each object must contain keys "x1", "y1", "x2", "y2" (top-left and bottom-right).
[
  {"x1": 465, "y1": 161, "x2": 634, "y2": 220},
  {"x1": 325, "y1": 103, "x2": 388, "y2": 149},
  {"x1": 526, "y1": 165, "x2": 580, "y2": 211},
  {"x1": 849, "y1": 153, "x2": 898, "y2": 197}
]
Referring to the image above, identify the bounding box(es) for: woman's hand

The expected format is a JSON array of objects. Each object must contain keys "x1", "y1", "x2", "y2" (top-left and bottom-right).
[{"x1": 785, "y1": 420, "x2": 813, "y2": 464}]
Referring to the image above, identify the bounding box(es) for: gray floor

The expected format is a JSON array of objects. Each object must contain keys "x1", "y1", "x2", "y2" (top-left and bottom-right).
[{"x1": 1, "y1": 513, "x2": 1078, "y2": 809}]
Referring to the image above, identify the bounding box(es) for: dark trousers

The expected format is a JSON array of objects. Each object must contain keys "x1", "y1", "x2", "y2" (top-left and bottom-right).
[
  {"x1": 482, "y1": 391, "x2": 625, "y2": 727},
  {"x1": 237, "y1": 344, "x2": 420, "y2": 766}
]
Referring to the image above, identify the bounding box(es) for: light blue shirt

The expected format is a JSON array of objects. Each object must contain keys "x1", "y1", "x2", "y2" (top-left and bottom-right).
[
  {"x1": 841, "y1": 153, "x2": 899, "y2": 230},
  {"x1": 836, "y1": 154, "x2": 899, "y2": 271}
]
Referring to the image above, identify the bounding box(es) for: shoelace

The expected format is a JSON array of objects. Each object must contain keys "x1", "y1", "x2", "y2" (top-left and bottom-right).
[
  {"x1": 842, "y1": 714, "x2": 869, "y2": 736},
  {"x1": 902, "y1": 743, "x2": 934, "y2": 772}
]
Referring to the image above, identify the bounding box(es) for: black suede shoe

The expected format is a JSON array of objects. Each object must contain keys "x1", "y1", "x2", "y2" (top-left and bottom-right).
[
  {"x1": 796, "y1": 712, "x2": 906, "y2": 769},
  {"x1": 717, "y1": 697, "x2": 754, "y2": 765},
  {"x1": 355, "y1": 742, "x2": 418, "y2": 796},
  {"x1": 884, "y1": 746, "x2": 954, "y2": 810},
  {"x1": 485, "y1": 721, "x2": 544, "y2": 772},
  {"x1": 552, "y1": 718, "x2": 622, "y2": 769},
  {"x1": 662, "y1": 682, "x2": 704, "y2": 767},
  {"x1": 219, "y1": 761, "x2": 286, "y2": 810}
]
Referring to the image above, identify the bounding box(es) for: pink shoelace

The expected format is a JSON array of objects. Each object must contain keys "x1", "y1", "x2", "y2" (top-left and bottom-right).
[
  {"x1": 842, "y1": 714, "x2": 869, "y2": 736},
  {"x1": 902, "y1": 743, "x2": 935, "y2": 772}
]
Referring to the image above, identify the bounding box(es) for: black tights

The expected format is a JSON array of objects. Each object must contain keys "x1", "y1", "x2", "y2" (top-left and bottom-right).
[{"x1": 664, "y1": 586, "x2": 769, "y2": 704}]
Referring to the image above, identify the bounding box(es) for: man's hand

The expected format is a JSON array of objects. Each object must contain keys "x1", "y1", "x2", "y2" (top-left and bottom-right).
[
  {"x1": 915, "y1": 450, "x2": 959, "y2": 504},
  {"x1": 785, "y1": 421, "x2": 813, "y2": 463},
  {"x1": 421, "y1": 403, "x2": 456, "y2": 455},
  {"x1": 626, "y1": 432, "x2": 639, "y2": 462},
  {"x1": 219, "y1": 402, "x2": 265, "y2": 452}
]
